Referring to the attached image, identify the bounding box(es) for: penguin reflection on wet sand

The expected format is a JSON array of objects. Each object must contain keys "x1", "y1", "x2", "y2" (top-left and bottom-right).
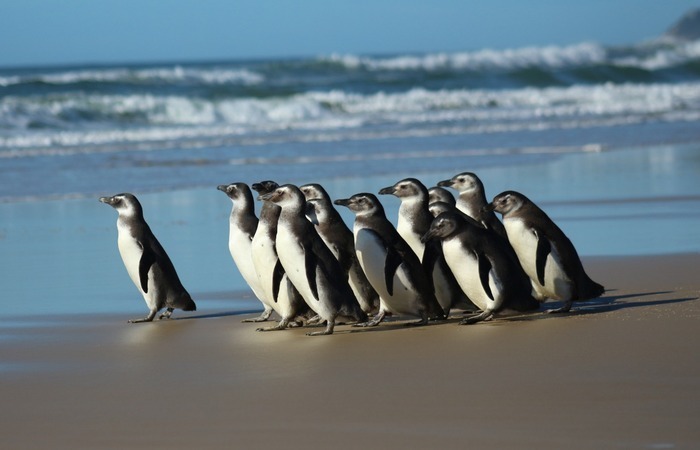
[
  {"x1": 99, "y1": 193, "x2": 196, "y2": 322},
  {"x1": 422, "y1": 211, "x2": 539, "y2": 324},
  {"x1": 217, "y1": 182, "x2": 275, "y2": 323},
  {"x1": 260, "y1": 185, "x2": 367, "y2": 336},
  {"x1": 335, "y1": 193, "x2": 445, "y2": 326},
  {"x1": 486, "y1": 191, "x2": 605, "y2": 313},
  {"x1": 300, "y1": 183, "x2": 380, "y2": 315}
]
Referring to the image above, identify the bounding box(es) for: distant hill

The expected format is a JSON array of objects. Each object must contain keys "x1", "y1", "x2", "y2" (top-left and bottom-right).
[{"x1": 665, "y1": 8, "x2": 700, "y2": 41}]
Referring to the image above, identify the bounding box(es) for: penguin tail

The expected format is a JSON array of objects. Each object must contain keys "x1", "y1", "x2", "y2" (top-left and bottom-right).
[
  {"x1": 179, "y1": 292, "x2": 197, "y2": 311},
  {"x1": 578, "y1": 279, "x2": 605, "y2": 301}
]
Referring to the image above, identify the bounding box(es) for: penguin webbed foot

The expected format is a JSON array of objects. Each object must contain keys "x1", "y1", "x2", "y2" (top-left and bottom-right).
[
  {"x1": 353, "y1": 310, "x2": 385, "y2": 328},
  {"x1": 546, "y1": 300, "x2": 573, "y2": 314},
  {"x1": 242, "y1": 309, "x2": 273, "y2": 323},
  {"x1": 256, "y1": 318, "x2": 291, "y2": 332},
  {"x1": 405, "y1": 313, "x2": 429, "y2": 327},
  {"x1": 158, "y1": 308, "x2": 174, "y2": 320},
  {"x1": 306, "y1": 321, "x2": 335, "y2": 336},
  {"x1": 459, "y1": 310, "x2": 494, "y2": 325},
  {"x1": 128, "y1": 310, "x2": 157, "y2": 323}
]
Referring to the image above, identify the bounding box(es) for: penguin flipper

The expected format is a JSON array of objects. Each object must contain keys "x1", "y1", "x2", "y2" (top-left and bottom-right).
[
  {"x1": 384, "y1": 246, "x2": 403, "y2": 297},
  {"x1": 272, "y1": 259, "x2": 285, "y2": 303},
  {"x1": 138, "y1": 242, "x2": 155, "y2": 294},
  {"x1": 534, "y1": 229, "x2": 551, "y2": 286},
  {"x1": 304, "y1": 244, "x2": 320, "y2": 301},
  {"x1": 476, "y1": 251, "x2": 494, "y2": 301}
]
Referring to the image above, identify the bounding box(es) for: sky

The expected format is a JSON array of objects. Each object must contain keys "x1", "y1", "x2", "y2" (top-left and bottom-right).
[{"x1": 0, "y1": 0, "x2": 698, "y2": 68}]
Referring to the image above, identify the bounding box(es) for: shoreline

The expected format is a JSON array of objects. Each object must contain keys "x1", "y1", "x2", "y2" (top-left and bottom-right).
[{"x1": 1, "y1": 252, "x2": 699, "y2": 449}]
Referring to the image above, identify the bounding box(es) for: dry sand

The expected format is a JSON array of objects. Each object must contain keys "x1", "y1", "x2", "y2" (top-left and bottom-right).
[{"x1": 1, "y1": 253, "x2": 699, "y2": 449}]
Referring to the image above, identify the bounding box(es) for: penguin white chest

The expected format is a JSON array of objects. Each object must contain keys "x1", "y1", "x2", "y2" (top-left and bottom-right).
[
  {"x1": 354, "y1": 226, "x2": 417, "y2": 315},
  {"x1": 397, "y1": 214, "x2": 424, "y2": 260},
  {"x1": 504, "y1": 219, "x2": 570, "y2": 299},
  {"x1": 228, "y1": 225, "x2": 267, "y2": 303},
  {"x1": 116, "y1": 223, "x2": 144, "y2": 293},
  {"x1": 441, "y1": 239, "x2": 495, "y2": 311}
]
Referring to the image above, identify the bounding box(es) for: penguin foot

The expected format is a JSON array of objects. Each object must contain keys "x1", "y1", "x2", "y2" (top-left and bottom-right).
[
  {"x1": 405, "y1": 318, "x2": 429, "y2": 327},
  {"x1": 256, "y1": 319, "x2": 290, "y2": 332},
  {"x1": 129, "y1": 311, "x2": 157, "y2": 323},
  {"x1": 158, "y1": 308, "x2": 174, "y2": 320},
  {"x1": 306, "y1": 314, "x2": 323, "y2": 325},
  {"x1": 459, "y1": 311, "x2": 493, "y2": 325},
  {"x1": 546, "y1": 301, "x2": 573, "y2": 314},
  {"x1": 306, "y1": 321, "x2": 335, "y2": 336},
  {"x1": 242, "y1": 309, "x2": 273, "y2": 323}
]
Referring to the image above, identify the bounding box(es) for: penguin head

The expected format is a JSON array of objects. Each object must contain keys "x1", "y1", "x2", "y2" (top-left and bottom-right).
[
  {"x1": 217, "y1": 182, "x2": 250, "y2": 202},
  {"x1": 258, "y1": 184, "x2": 304, "y2": 208},
  {"x1": 428, "y1": 186, "x2": 456, "y2": 207},
  {"x1": 421, "y1": 212, "x2": 460, "y2": 243},
  {"x1": 487, "y1": 191, "x2": 526, "y2": 216},
  {"x1": 334, "y1": 193, "x2": 383, "y2": 216},
  {"x1": 251, "y1": 180, "x2": 280, "y2": 196},
  {"x1": 428, "y1": 201, "x2": 455, "y2": 218},
  {"x1": 99, "y1": 193, "x2": 142, "y2": 217},
  {"x1": 299, "y1": 183, "x2": 328, "y2": 201},
  {"x1": 378, "y1": 178, "x2": 428, "y2": 201},
  {"x1": 438, "y1": 172, "x2": 483, "y2": 195}
]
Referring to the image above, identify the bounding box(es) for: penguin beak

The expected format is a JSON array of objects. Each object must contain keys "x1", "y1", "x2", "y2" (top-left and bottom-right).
[
  {"x1": 334, "y1": 198, "x2": 350, "y2": 207},
  {"x1": 436, "y1": 179, "x2": 452, "y2": 188},
  {"x1": 482, "y1": 203, "x2": 496, "y2": 213},
  {"x1": 378, "y1": 186, "x2": 395, "y2": 195},
  {"x1": 99, "y1": 196, "x2": 115, "y2": 206},
  {"x1": 420, "y1": 229, "x2": 435, "y2": 244},
  {"x1": 216, "y1": 185, "x2": 228, "y2": 192}
]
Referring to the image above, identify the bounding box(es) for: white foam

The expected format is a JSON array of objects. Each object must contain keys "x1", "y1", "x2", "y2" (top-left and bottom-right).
[
  {"x1": 325, "y1": 42, "x2": 607, "y2": 71},
  {"x1": 0, "y1": 66, "x2": 264, "y2": 87},
  {"x1": 2, "y1": 81, "x2": 700, "y2": 156}
]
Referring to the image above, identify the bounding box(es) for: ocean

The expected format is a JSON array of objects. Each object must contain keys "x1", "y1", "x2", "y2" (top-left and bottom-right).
[
  {"x1": 2, "y1": 39, "x2": 700, "y2": 201},
  {"x1": 2, "y1": 39, "x2": 700, "y2": 316}
]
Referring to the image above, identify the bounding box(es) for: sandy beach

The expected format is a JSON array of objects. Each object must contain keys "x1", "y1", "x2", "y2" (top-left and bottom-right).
[{"x1": 1, "y1": 252, "x2": 698, "y2": 449}]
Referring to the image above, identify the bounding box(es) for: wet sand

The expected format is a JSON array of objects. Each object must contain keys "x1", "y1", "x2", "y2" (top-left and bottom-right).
[{"x1": 1, "y1": 253, "x2": 699, "y2": 449}]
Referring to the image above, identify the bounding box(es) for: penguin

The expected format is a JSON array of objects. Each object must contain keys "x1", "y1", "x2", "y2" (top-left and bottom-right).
[
  {"x1": 334, "y1": 193, "x2": 445, "y2": 326},
  {"x1": 250, "y1": 181, "x2": 310, "y2": 331},
  {"x1": 300, "y1": 183, "x2": 380, "y2": 315},
  {"x1": 259, "y1": 184, "x2": 367, "y2": 336},
  {"x1": 438, "y1": 172, "x2": 507, "y2": 239},
  {"x1": 421, "y1": 211, "x2": 539, "y2": 324},
  {"x1": 378, "y1": 178, "x2": 474, "y2": 316},
  {"x1": 485, "y1": 191, "x2": 605, "y2": 313},
  {"x1": 99, "y1": 193, "x2": 196, "y2": 322},
  {"x1": 217, "y1": 182, "x2": 274, "y2": 323},
  {"x1": 378, "y1": 178, "x2": 432, "y2": 260},
  {"x1": 428, "y1": 186, "x2": 456, "y2": 207}
]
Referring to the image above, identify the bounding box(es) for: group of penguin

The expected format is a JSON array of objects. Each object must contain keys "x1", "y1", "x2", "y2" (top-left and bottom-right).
[{"x1": 99, "y1": 171, "x2": 605, "y2": 336}]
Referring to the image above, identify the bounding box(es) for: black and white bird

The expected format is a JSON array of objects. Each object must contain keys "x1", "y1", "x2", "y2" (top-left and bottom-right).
[
  {"x1": 438, "y1": 172, "x2": 507, "y2": 239},
  {"x1": 99, "y1": 193, "x2": 196, "y2": 322},
  {"x1": 260, "y1": 184, "x2": 367, "y2": 335},
  {"x1": 422, "y1": 211, "x2": 539, "y2": 324},
  {"x1": 217, "y1": 182, "x2": 274, "y2": 322},
  {"x1": 250, "y1": 181, "x2": 311, "y2": 331},
  {"x1": 301, "y1": 183, "x2": 380, "y2": 315},
  {"x1": 486, "y1": 191, "x2": 605, "y2": 313},
  {"x1": 335, "y1": 193, "x2": 445, "y2": 326}
]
